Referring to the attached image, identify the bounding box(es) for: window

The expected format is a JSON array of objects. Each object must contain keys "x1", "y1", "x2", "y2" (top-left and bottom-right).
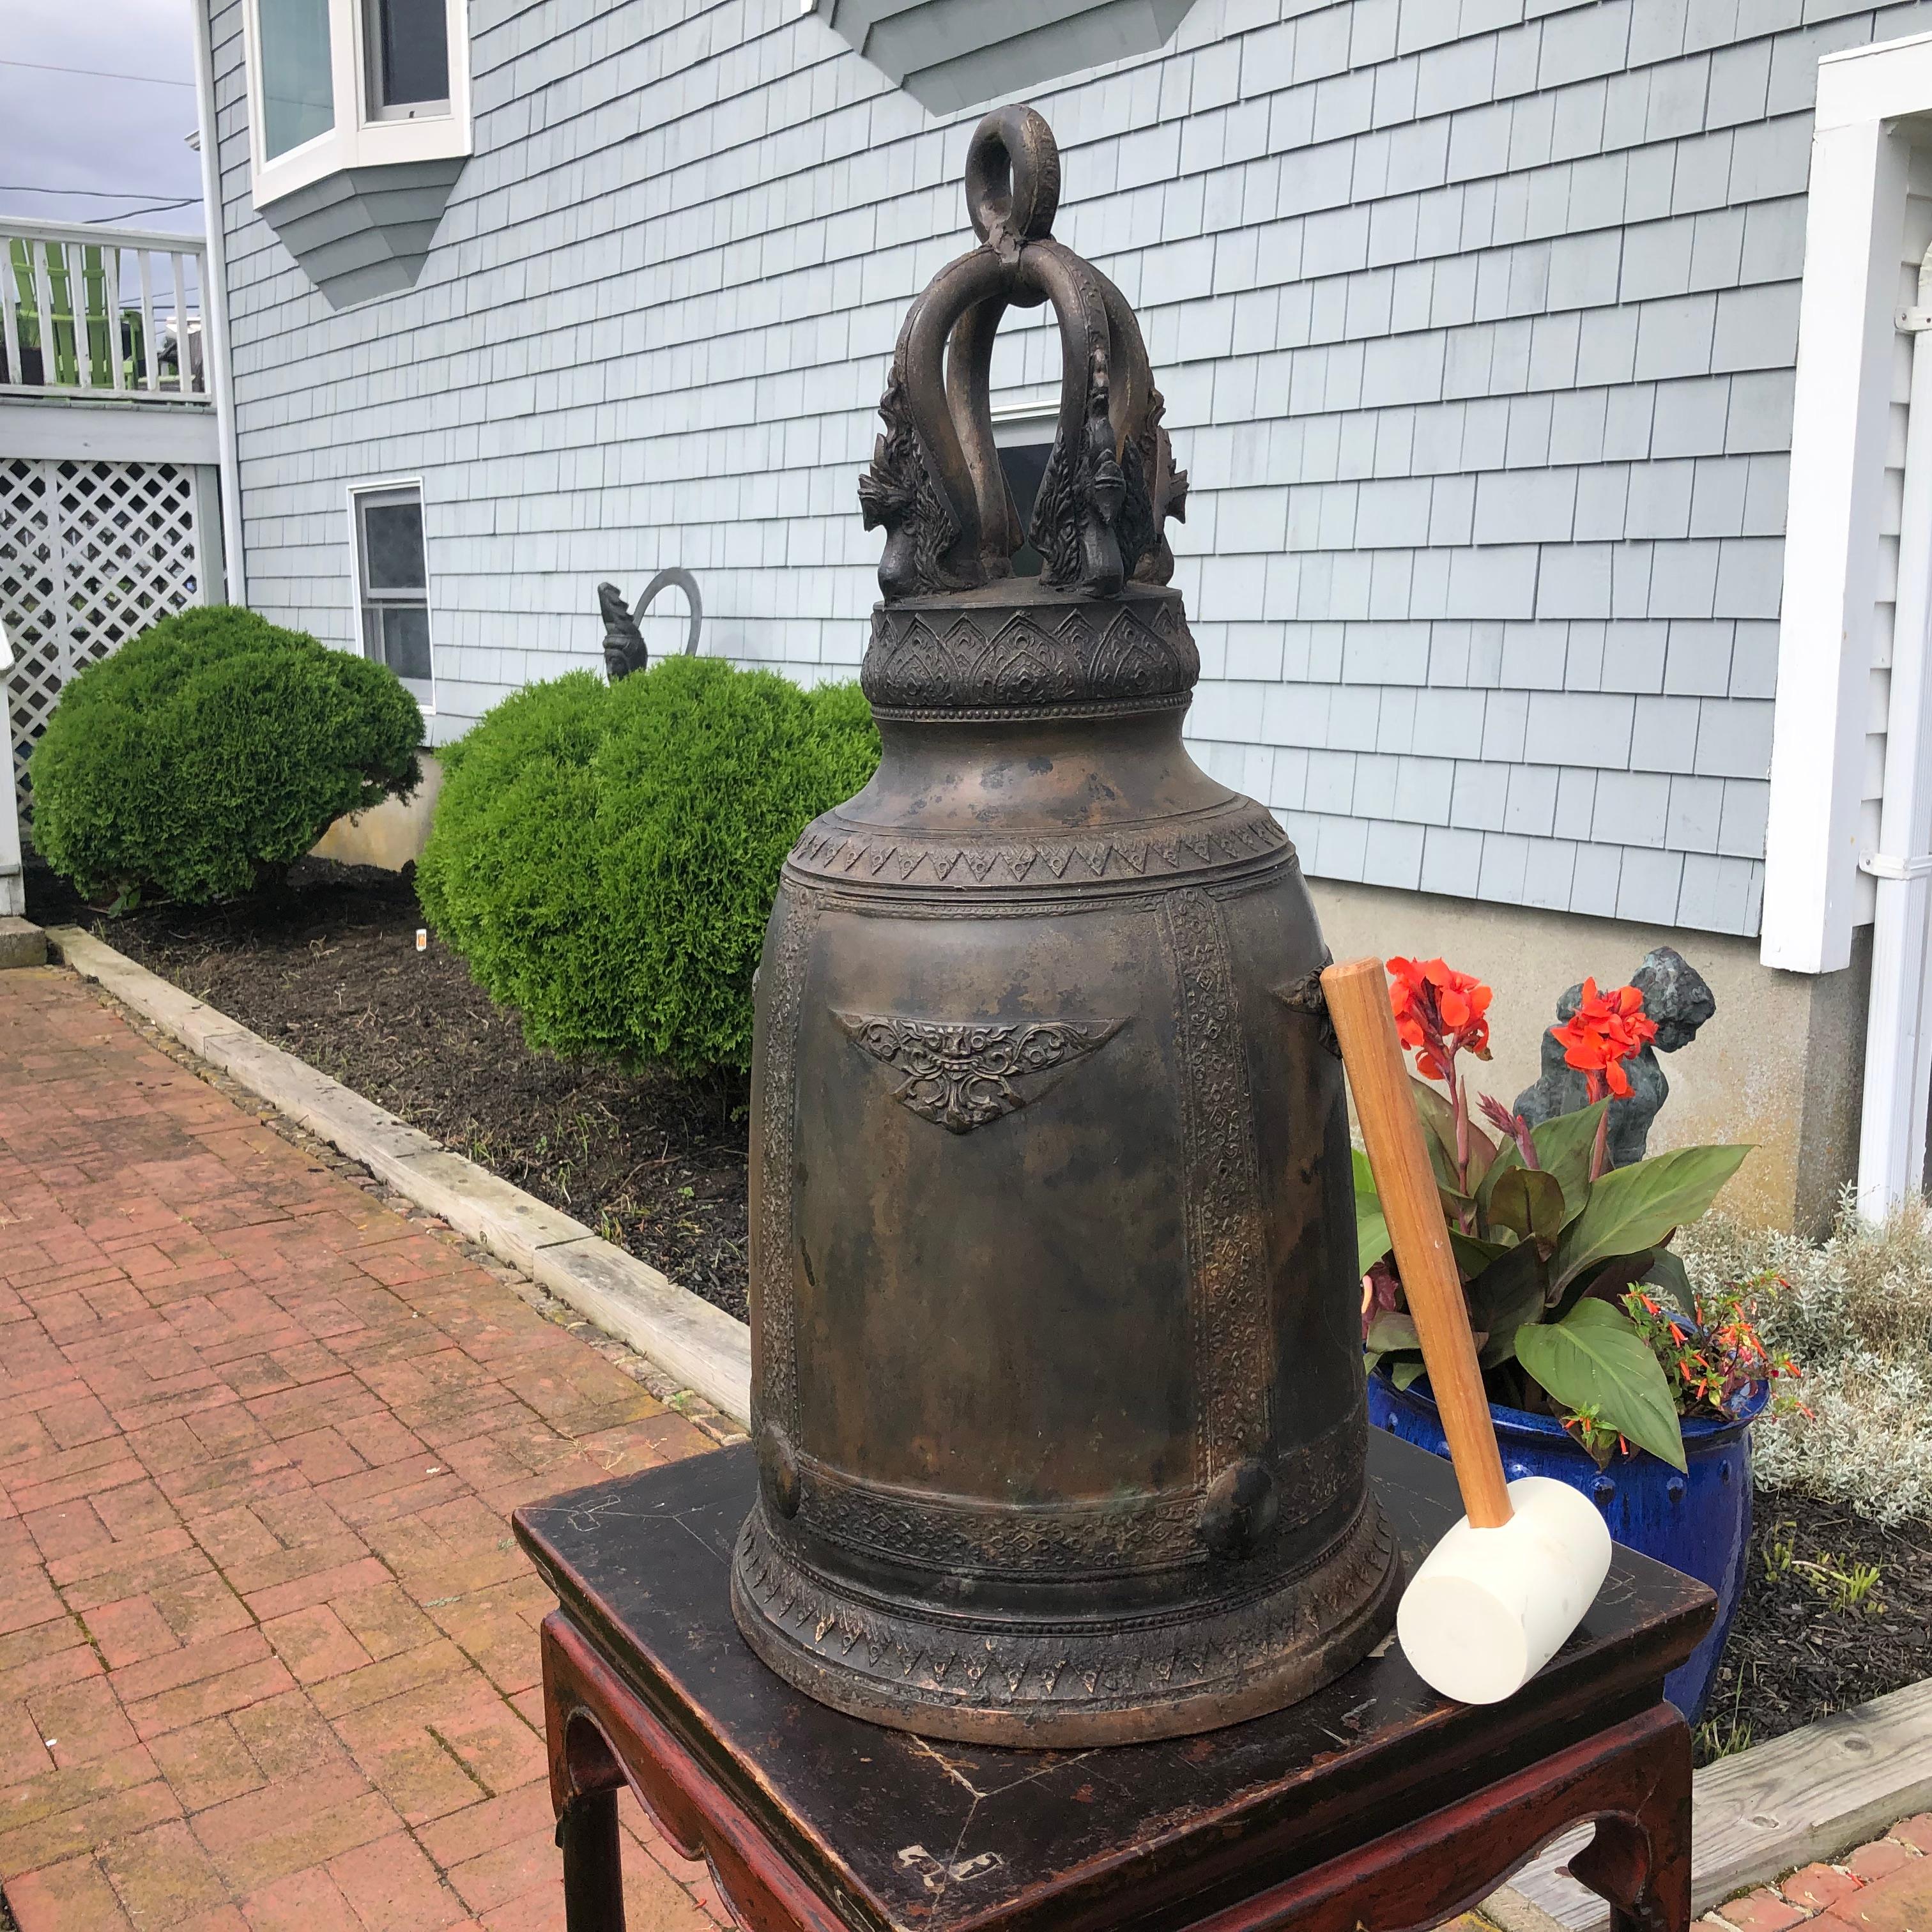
[
  {"x1": 259, "y1": 0, "x2": 335, "y2": 159},
  {"x1": 992, "y1": 407, "x2": 1058, "y2": 579},
  {"x1": 243, "y1": 0, "x2": 470, "y2": 207},
  {"x1": 362, "y1": 0, "x2": 448, "y2": 119},
  {"x1": 352, "y1": 484, "x2": 433, "y2": 705}
]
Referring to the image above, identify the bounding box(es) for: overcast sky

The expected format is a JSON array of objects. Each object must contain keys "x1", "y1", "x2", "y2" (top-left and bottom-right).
[{"x1": 1, "y1": 0, "x2": 206, "y2": 237}]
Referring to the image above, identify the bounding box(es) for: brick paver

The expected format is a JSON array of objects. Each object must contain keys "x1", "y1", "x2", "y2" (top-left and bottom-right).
[
  {"x1": 1700, "y1": 1821, "x2": 1932, "y2": 1932},
  {"x1": 0, "y1": 968, "x2": 726, "y2": 1932}
]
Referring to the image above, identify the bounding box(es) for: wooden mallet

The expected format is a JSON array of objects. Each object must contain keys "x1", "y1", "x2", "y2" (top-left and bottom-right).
[{"x1": 1322, "y1": 956, "x2": 1613, "y2": 1705}]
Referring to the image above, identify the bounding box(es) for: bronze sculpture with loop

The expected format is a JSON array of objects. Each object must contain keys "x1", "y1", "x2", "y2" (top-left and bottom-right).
[{"x1": 730, "y1": 105, "x2": 1401, "y2": 1745}]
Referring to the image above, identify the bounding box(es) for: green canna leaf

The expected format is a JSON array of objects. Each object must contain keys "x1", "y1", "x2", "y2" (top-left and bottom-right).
[{"x1": 1514, "y1": 1298, "x2": 1687, "y2": 1471}]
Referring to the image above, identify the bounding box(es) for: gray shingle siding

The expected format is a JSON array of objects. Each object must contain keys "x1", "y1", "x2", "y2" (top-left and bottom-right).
[{"x1": 208, "y1": 0, "x2": 1932, "y2": 937}]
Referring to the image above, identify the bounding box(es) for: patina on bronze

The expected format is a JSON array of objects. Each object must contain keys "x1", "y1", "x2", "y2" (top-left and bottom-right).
[{"x1": 729, "y1": 105, "x2": 1401, "y2": 1745}]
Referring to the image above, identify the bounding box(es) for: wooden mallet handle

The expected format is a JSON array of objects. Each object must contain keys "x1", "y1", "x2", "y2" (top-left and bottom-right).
[{"x1": 1322, "y1": 956, "x2": 1513, "y2": 1531}]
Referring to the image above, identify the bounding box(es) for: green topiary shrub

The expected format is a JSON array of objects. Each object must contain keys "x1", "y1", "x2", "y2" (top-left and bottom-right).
[
  {"x1": 29, "y1": 606, "x2": 422, "y2": 906},
  {"x1": 414, "y1": 671, "x2": 622, "y2": 1057},
  {"x1": 417, "y1": 657, "x2": 880, "y2": 1077}
]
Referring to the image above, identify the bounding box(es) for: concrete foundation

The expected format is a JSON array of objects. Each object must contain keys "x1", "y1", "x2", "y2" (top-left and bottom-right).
[
  {"x1": 0, "y1": 916, "x2": 47, "y2": 969},
  {"x1": 1307, "y1": 879, "x2": 1871, "y2": 1238},
  {"x1": 311, "y1": 755, "x2": 444, "y2": 872}
]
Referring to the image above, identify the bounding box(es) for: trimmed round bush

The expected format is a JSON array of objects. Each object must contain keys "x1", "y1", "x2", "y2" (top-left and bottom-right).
[
  {"x1": 417, "y1": 656, "x2": 880, "y2": 1077},
  {"x1": 29, "y1": 606, "x2": 422, "y2": 907}
]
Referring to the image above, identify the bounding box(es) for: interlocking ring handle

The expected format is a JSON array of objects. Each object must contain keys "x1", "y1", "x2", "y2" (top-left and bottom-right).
[
  {"x1": 861, "y1": 105, "x2": 1188, "y2": 605},
  {"x1": 963, "y1": 106, "x2": 1061, "y2": 247}
]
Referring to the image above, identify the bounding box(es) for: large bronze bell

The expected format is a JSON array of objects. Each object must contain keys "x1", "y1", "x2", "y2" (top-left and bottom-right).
[{"x1": 730, "y1": 105, "x2": 1401, "y2": 1745}]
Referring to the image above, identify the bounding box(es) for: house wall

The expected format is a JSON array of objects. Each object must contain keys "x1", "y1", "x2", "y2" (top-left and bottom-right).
[{"x1": 201, "y1": 0, "x2": 1932, "y2": 1222}]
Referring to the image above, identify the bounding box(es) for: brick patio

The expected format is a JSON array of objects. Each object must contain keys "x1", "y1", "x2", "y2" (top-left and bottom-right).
[
  {"x1": 0, "y1": 967, "x2": 728, "y2": 1932},
  {"x1": 9, "y1": 960, "x2": 1932, "y2": 1932},
  {"x1": 1696, "y1": 1818, "x2": 1932, "y2": 1932}
]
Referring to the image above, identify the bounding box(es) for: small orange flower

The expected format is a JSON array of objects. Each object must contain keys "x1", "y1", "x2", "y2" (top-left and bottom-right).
[
  {"x1": 1388, "y1": 956, "x2": 1493, "y2": 1083},
  {"x1": 1551, "y1": 977, "x2": 1658, "y2": 1101}
]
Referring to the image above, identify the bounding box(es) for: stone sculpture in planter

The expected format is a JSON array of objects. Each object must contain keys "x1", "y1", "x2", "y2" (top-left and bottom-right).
[
  {"x1": 1354, "y1": 958, "x2": 1798, "y2": 1719},
  {"x1": 1514, "y1": 947, "x2": 1718, "y2": 1167}
]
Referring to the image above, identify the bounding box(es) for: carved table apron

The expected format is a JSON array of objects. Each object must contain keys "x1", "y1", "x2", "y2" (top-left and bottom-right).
[{"x1": 513, "y1": 1432, "x2": 1712, "y2": 1932}]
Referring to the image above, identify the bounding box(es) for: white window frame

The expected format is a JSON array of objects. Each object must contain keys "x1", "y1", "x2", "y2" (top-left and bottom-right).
[
  {"x1": 243, "y1": 0, "x2": 471, "y2": 210},
  {"x1": 348, "y1": 477, "x2": 436, "y2": 714}
]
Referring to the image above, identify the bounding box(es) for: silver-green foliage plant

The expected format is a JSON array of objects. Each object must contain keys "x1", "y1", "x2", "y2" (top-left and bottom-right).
[
  {"x1": 1678, "y1": 1199, "x2": 1932, "y2": 1524},
  {"x1": 29, "y1": 606, "x2": 422, "y2": 907},
  {"x1": 416, "y1": 657, "x2": 880, "y2": 1078}
]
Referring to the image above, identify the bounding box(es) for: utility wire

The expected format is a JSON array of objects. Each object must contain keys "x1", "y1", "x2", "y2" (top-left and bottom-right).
[
  {"x1": 0, "y1": 185, "x2": 201, "y2": 200},
  {"x1": 0, "y1": 186, "x2": 204, "y2": 226},
  {"x1": 0, "y1": 59, "x2": 195, "y2": 87},
  {"x1": 86, "y1": 197, "x2": 203, "y2": 222}
]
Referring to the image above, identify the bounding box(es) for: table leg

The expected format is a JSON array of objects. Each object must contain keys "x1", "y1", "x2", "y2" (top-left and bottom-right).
[
  {"x1": 1174, "y1": 1703, "x2": 1694, "y2": 1932},
  {"x1": 558, "y1": 1786, "x2": 627, "y2": 1932},
  {"x1": 1567, "y1": 1710, "x2": 1693, "y2": 1932}
]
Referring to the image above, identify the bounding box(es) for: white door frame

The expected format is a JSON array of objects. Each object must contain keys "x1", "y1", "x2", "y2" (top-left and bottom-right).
[{"x1": 1761, "y1": 30, "x2": 1932, "y2": 1208}]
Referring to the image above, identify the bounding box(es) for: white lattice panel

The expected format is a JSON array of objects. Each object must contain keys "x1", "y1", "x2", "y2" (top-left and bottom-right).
[{"x1": 1, "y1": 456, "x2": 203, "y2": 813}]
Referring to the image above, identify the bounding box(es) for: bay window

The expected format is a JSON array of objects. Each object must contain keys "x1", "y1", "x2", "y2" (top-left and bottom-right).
[
  {"x1": 243, "y1": 0, "x2": 470, "y2": 208},
  {"x1": 258, "y1": 0, "x2": 335, "y2": 160}
]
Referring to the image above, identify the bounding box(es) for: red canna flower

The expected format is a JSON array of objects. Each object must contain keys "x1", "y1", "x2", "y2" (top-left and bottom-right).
[
  {"x1": 1388, "y1": 957, "x2": 1498, "y2": 1223},
  {"x1": 1550, "y1": 977, "x2": 1658, "y2": 1102},
  {"x1": 1387, "y1": 956, "x2": 1493, "y2": 1084}
]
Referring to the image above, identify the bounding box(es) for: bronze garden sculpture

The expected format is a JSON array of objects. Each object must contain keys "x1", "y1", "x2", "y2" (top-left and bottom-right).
[
  {"x1": 729, "y1": 106, "x2": 1400, "y2": 1744},
  {"x1": 597, "y1": 567, "x2": 703, "y2": 679}
]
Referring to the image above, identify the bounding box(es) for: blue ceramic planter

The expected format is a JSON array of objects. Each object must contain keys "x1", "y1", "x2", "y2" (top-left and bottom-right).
[{"x1": 1367, "y1": 1368, "x2": 1767, "y2": 1721}]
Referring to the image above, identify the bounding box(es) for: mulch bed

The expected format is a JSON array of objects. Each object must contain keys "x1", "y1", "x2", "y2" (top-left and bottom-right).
[
  {"x1": 25, "y1": 856, "x2": 753, "y2": 1321},
  {"x1": 1703, "y1": 1491, "x2": 1932, "y2": 1760},
  {"x1": 23, "y1": 857, "x2": 1932, "y2": 1759}
]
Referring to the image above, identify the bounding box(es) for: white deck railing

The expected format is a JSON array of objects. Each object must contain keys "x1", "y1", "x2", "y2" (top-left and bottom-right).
[{"x1": 1, "y1": 217, "x2": 210, "y2": 404}]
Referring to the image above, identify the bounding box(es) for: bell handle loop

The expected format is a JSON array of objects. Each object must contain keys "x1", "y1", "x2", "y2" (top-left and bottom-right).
[
  {"x1": 1015, "y1": 243, "x2": 1121, "y2": 588},
  {"x1": 1321, "y1": 956, "x2": 1514, "y2": 1532},
  {"x1": 1086, "y1": 255, "x2": 1155, "y2": 459},
  {"x1": 945, "y1": 294, "x2": 1020, "y2": 577},
  {"x1": 903, "y1": 248, "x2": 1015, "y2": 585},
  {"x1": 964, "y1": 105, "x2": 1061, "y2": 248},
  {"x1": 1022, "y1": 240, "x2": 1145, "y2": 470},
  {"x1": 861, "y1": 103, "x2": 1183, "y2": 603}
]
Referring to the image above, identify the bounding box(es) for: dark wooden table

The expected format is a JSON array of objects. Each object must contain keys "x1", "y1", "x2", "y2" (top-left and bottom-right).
[{"x1": 512, "y1": 1434, "x2": 1712, "y2": 1932}]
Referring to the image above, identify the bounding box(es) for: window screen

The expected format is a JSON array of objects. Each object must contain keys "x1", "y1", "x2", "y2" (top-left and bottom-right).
[
  {"x1": 355, "y1": 486, "x2": 433, "y2": 700},
  {"x1": 363, "y1": 0, "x2": 449, "y2": 117},
  {"x1": 259, "y1": 0, "x2": 335, "y2": 158}
]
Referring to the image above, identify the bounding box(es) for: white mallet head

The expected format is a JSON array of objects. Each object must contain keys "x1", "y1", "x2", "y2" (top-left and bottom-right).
[{"x1": 1397, "y1": 1476, "x2": 1613, "y2": 1705}]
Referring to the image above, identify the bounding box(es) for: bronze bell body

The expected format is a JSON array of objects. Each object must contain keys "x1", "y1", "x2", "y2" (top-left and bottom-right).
[{"x1": 730, "y1": 107, "x2": 1400, "y2": 1745}]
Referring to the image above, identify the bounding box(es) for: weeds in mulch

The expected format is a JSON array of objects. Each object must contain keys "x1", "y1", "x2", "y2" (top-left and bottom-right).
[
  {"x1": 26, "y1": 855, "x2": 753, "y2": 1319},
  {"x1": 1706, "y1": 1489, "x2": 1932, "y2": 1762}
]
